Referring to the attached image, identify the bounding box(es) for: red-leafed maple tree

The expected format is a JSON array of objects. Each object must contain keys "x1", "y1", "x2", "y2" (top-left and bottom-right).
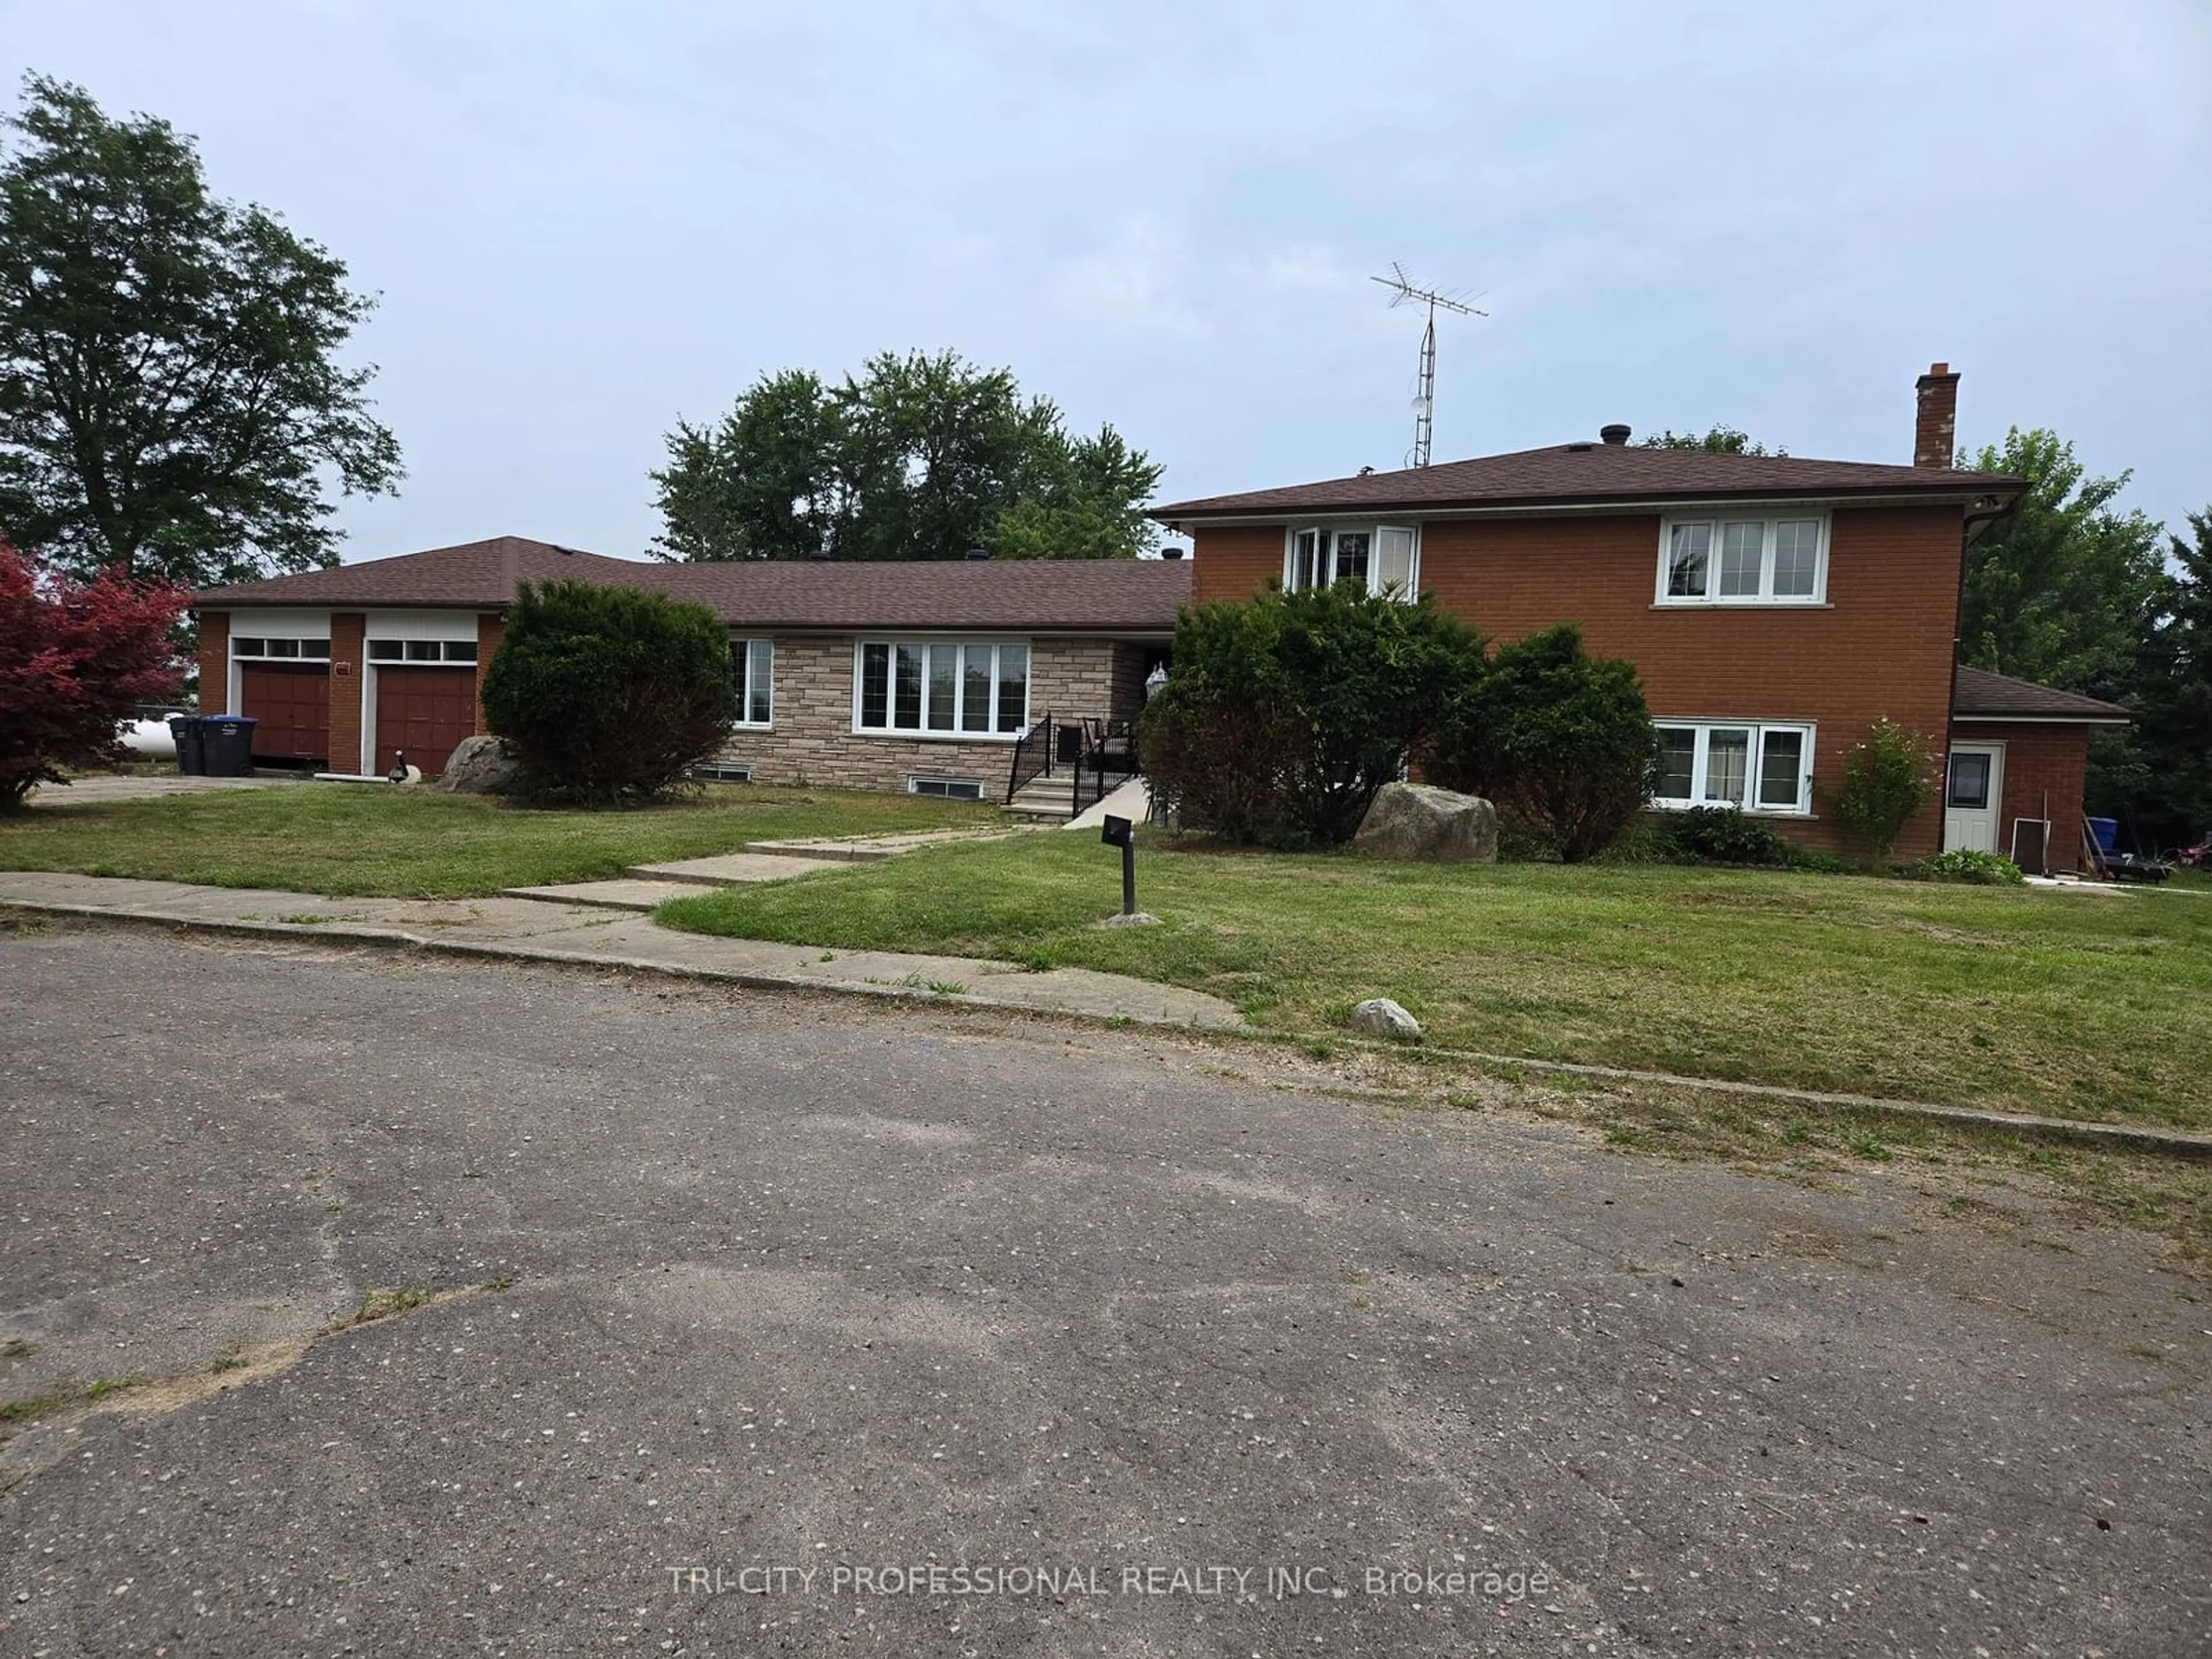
[{"x1": 0, "y1": 539, "x2": 188, "y2": 810}]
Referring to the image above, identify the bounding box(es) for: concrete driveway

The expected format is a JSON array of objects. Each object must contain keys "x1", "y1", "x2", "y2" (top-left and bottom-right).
[{"x1": 2, "y1": 927, "x2": 2206, "y2": 1656}]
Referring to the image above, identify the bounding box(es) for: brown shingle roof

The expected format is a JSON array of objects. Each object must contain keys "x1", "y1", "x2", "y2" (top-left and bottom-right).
[
  {"x1": 195, "y1": 536, "x2": 1190, "y2": 632},
  {"x1": 1153, "y1": 444, "x2": 2022, "y2": 520},
  {"x1": 1954, "y1": 665, "x2": 2131, "y2": 723}
]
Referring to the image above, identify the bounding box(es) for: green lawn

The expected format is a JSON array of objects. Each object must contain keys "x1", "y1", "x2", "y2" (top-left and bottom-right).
[
  {"x1": 659, "y1": 832, "x2": 2212, "y2": 1130},
  {"x1": 0, "y1": 782, "x2": 998, "y2": 899}
]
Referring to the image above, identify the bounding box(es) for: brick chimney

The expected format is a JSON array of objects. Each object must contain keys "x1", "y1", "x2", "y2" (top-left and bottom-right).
[{"x1": 1913, "y1": 362, "x2": 1959, "y2": 468}]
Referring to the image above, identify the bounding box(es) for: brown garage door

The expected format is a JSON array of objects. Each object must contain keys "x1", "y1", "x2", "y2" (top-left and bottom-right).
[
  {"x1": 239, "y1": 664, "x2": 331, "y2": 761},
  {"x1": 374, "y1": 666, "x2": 478, "y2": 775}
]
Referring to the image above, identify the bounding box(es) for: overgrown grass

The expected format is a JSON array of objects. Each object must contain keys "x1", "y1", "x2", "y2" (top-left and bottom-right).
[
  {"x1": 0, "y1": 782, "x2": 998, "y2": 899},
  {"x1": 658, "y1": 831, "x2": 2212, "y2": 1130}
]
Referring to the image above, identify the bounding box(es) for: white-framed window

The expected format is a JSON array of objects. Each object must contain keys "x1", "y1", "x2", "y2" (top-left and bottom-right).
[
  {"x1": 854, "y1": 641, "x2": 1029, "y2": 738},
  {"x1": 732, "y1": 638, "x2": 773, "y2": 728},
  {"x1": 1656, "y1": 514, "x2": 1827, "y2": 605},
  {"x1": 232, "y1": 635, "x2": 331, "y2": 661},
  {"x1": 1284, "y1": 524, "x2": 1419, "y2": 598},
  {"x1": 366, "y1": 638, "x2": 478, "y2": 664},
  {"x1": 1653, "y1": 721, "x2": 1815, "y2": 814}
]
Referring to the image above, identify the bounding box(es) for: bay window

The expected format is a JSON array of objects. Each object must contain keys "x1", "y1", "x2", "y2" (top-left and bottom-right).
[
  {"x1": 1285, "y1": 525, "x2": 1419, "y2": 597},
  {"x1": 855, "y1": 640, "x2": 1029, "y2": 737},
  {"x1": 1657, "y1": 514, "x2": 1827, "y2": 604},
  {"x1": 1653, "y1": 721, "x2": 1815, "y2": 813}
]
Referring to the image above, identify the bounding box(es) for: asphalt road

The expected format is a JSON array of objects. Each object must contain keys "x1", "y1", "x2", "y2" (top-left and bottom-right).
[{"x1": 2, "y1": 926, "x2": 2206, "y2": 1657}]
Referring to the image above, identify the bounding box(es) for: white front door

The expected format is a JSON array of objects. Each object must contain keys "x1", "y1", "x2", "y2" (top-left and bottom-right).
[{"x1": 1944, "y1": 743, "x2": 2005, "y2": 853}]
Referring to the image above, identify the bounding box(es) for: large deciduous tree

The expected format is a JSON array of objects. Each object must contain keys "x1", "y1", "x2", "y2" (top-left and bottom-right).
[
  {"x1": 2127, "y1": 510, "x2": 2212, "y2": 844},
  {"x1": 0, "y1": 74, "x2": 402, "y2": 588},
  {"x1": 1956, "y1": 428, "x2": 2164, "y2": 697},
  {"x1": 1637, "y1": 425, "x2": 1783, "y2": 456},
  {"x1": 652, "y1": 350, "x2": 1161, "y2": 562},
  {"x1": 1955, "y1": 428, "x2": 2168, "y2": 820},
  {"x1": 0, "y1": 537, "x2": 186, "y2": 809}
]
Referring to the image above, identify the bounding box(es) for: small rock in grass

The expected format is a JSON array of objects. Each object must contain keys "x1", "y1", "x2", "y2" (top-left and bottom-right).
[
  {"x1": 1098, "y1": 911, "x2": 1162, "y2": 929},
  {"x1": 1350, "y1": 997, "x2": 1422, "y2": 1040}
]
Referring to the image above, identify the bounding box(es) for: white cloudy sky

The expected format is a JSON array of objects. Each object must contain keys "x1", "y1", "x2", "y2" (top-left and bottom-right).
[{"x1": 6, "y1": 0, "x2": 2209, "y2": 560}]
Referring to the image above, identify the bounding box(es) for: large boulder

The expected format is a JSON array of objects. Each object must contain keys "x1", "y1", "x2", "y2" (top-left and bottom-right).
[
  {"x1": 1351, "y1": 781, "x2": 1497, "y2": 863},
  {"x1": 1349, "y1": 997, "x2": 1422, "y2": 1040},
  {"x1": 435, "y1": 734, "x2": 524, "y2": 795}
]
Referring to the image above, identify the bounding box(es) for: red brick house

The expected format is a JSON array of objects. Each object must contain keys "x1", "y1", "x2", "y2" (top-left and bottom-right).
[
  {"x1": 192, "y1": 546, "x2": 1183, "y2": 805},
  {"x1": 1149, "y1": 364, "x2": 2128, "y2": 865}
]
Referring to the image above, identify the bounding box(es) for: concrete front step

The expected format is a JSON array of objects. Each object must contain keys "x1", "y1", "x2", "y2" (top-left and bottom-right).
[
  {"x1": 624, "y1": 851, "x2": 849, "y2": 886},
  {"x1": 1009, "y1": 775, "x2": 1133, "y2": 821},
  {"x1": 741, "y1": 827, "x2": 1028, "y2": 862},
  {"x1": 502, "y1": 878, "x2": 712, "y2": 911}
]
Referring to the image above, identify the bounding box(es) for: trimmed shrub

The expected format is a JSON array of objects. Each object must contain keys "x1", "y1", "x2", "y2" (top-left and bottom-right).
[
  {"x1": 1823, "y1": 718, "x2": 1938, "y2": 865},
  {"x1": 1141, "y1": 583, "x2": 1477, "y2": 847},
  {"x1": 1907, "y1": 849, "x2": 2025, "y2": 884},
  {"x1": 1661, "y1": 805, "x2": 1791, "y2": 866},
  {"x1": 479, "y1": 580, "x2": 735, "y2": 805},
  {"x1": 1431, "y1": 623, "x2": 1658, "y2": 863}
]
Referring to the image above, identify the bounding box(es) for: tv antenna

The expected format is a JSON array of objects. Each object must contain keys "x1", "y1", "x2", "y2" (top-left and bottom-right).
[{"x1": 1372, "y1": 263, "x2": 1486, "y2": 468}]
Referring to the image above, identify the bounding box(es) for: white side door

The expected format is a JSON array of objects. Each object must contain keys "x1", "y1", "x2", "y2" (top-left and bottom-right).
[{"x1": 1944, "y1": 743, "x2": 2005, "y2": 853}]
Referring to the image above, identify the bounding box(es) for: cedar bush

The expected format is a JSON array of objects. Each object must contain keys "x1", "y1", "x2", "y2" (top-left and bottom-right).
[
  {"x1": 1430, "y1": 623, "x2": 1658, "y2": 863},
  {"x1": 0, "y1": 540, "x2": 185, "y2": 811},
  {"x1": 479, "y1": 580, "x2": 735, "y2": 805},
  {"x1": 1141, "y1": 583, "x2": 1476, "y2": 847},
  {"x1": 1823, "y1": 717, "x2": 1938, "y2": 865}
]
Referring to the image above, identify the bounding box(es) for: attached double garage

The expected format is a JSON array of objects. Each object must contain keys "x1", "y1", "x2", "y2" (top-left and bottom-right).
[{"x1": 211, "y1": 608, "x2": 491, "y2": 776}]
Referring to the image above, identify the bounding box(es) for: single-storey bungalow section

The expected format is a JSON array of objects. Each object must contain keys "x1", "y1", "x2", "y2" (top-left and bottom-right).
[{"x1": 192, "y1": 540, "x2": 1185, "y2": 806}]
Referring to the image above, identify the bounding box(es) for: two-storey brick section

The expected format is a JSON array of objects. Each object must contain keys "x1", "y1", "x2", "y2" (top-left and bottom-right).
[{"x1": 1151, "y1": 362, "x2": 2128, "y2": 864}]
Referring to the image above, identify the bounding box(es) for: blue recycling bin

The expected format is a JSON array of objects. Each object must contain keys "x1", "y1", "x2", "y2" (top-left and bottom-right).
[
  {"x1": 199, "y1": 715, "x2": 257, "y2": 777},
  {"x1": 2086, "y1": 816, "x2": 2120, "y2": 853}
]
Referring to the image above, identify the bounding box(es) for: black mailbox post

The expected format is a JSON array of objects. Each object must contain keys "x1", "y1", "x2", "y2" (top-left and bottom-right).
[{"x1": 1100, "y1": 813, "x2": 1136, "y2": 916}]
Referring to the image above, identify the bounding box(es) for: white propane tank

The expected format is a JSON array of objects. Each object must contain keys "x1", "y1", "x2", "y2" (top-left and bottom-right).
[{"x1": 122, "y1": 718, "x2": 178, "y2": 760}]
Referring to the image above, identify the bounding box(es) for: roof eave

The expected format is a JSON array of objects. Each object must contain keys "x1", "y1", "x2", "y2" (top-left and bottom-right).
[
  {"x1": 1953, "y1": 710, "x2": 2134, "y2": 726},
  {"x1": 1154, "y1": 482, "x2": 2024, "y2": 527}
]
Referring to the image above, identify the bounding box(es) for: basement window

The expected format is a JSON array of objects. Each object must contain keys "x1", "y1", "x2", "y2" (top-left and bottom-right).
[
  {"x1": 908, "y1": 777, "x2": 984, "y2": 801},
  {"x1": 691, "y1": 762, "x2": 754, "y2": 783}
]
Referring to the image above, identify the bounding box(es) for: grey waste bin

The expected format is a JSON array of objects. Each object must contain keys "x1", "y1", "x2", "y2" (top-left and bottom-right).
[
  {"x1": 167, "y1": 714, "x2": 206, "y2": 776},
  {"x1": 200, "y1": 715, "x2": 257, "y2": 777}
]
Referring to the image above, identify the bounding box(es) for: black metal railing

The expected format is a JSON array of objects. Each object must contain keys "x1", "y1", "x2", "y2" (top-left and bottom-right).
[
  {"x1": 1006, "y1": 713, "x2": 1054, "y2": 803},
  {"x1": 1077, "y1": 719, "x2": 1139, "y2": 815}
]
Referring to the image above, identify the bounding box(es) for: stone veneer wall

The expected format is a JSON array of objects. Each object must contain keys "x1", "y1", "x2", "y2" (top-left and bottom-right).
[{"x1": 713, "y1": 634, "x2": 1138, "y2": 800}]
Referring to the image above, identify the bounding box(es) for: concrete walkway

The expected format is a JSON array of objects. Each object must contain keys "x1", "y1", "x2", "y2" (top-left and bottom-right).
[
  {"x1": 0, "y1": 871, "x2": 1241, "y2": 1030},
  {"x1": 27, "y1": 772, "x2": 306, "y2": 805}
]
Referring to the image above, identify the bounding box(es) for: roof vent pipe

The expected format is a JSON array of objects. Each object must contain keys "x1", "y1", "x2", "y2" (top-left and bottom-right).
[
  {"x1": 1161, "y1": 547, "x2": 1185, "y2": 560},
  {"x1": 1599, "y1": 423, "x2": 1632, "y2": 445}
]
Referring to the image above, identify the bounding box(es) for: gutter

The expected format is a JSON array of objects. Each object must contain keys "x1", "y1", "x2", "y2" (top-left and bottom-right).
[{"x1": 1153, "y1": 482, "x2": 2027, "y2": 529}]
